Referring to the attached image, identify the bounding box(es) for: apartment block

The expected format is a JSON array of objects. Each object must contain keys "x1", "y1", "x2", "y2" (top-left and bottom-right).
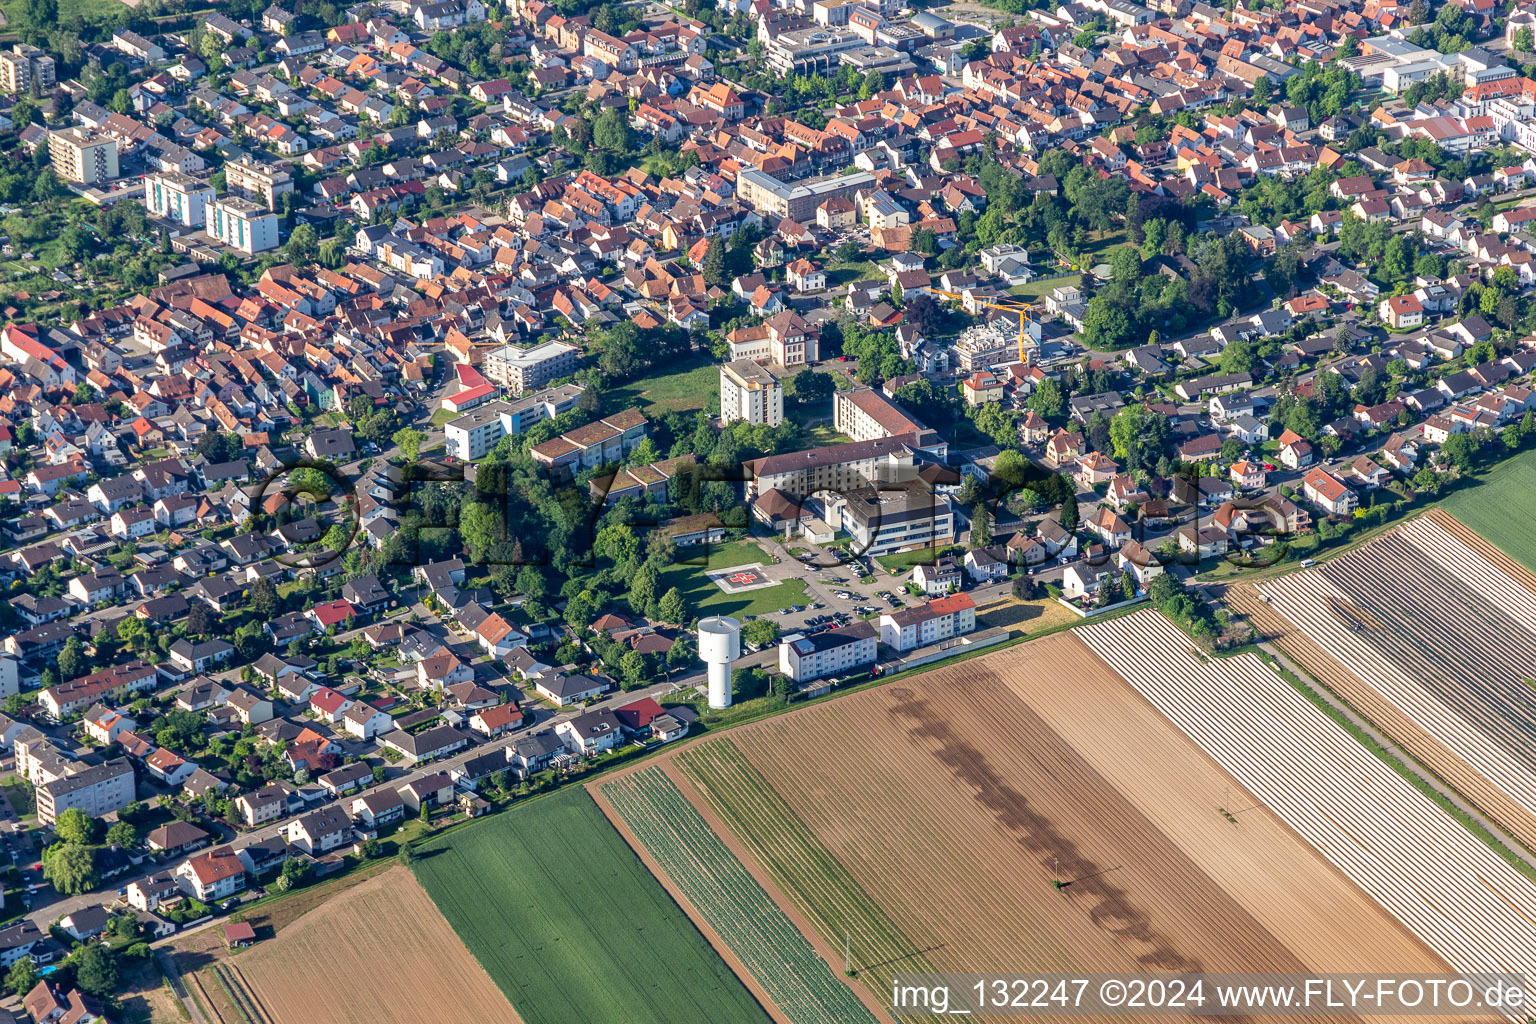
[
  {"x1": 144, "y1": 171, "x2": 216, "y2": 228},
  {"x1": 879, "y1": 593, "x2": 976, "y2": 652},
  {"x1": 481, "y1": 339, "x2": 580, "y2": 393},
  {"x1": 0, "y1": 45, "x2": 54, "y2": 95},
  {"x1": 719, "y1": 360, "x2": 783, "y2": 427},
  {"x1": 224, "y1": 155, "x2": 296, "y2": 211},
  {"x1": 36, "y1": 758, "x2": 135, "y2": 825},
  {"x1": 443, "y1": 383, "x2": 585, "y2": 461},
  {"x1": 779, "y1": 620, "x2": 877, "y2": 683},
  {"x1": 49, "y1": 128, "x2": 119, "y2": 185},
  {"x1": 210, "y1": 196, "x2": 279, "y2": 254}
]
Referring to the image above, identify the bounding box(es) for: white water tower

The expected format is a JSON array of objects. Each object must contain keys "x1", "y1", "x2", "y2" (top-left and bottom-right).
[{"x1": 697, "y1": 616, "x2": 741, "y2": 709}]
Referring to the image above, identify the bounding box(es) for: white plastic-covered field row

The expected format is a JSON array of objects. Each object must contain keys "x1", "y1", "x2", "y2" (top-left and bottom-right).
[
  {"x1": 1254, "y1": 567, "x2": 1536, "y2": 820},
  {"x1": 1399, "y1": 515, "x2": 1536, "y2": 639},
  {"x1": 1078, "y1": 611, "x2": 1536, "y2": 990}
]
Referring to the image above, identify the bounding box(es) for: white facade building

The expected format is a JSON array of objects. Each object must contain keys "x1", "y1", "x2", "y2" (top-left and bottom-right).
[
  {"x1": 719, "y1": 360, "x2": 783, "y2": 427},
  {"x1": 210, "y1": 196, "x2": 279, "y2": 254}
]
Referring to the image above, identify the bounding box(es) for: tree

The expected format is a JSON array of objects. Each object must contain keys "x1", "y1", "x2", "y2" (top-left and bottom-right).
[
  {"x1": 791, "y1": 369, "x2": 834, "y2": 406},
  {"x1": 1219, "y1": 337, "x2": 1255, "y2": 375},
  {"x1": 970, "y1": 501, "x2": 992, "y2": 548},
  {"x1": 619, "y1": 649, "x2": 648, "y2": 687},
  {"x1": 57, "y1": 636, "x2": 85, "y2": 682},
  {"x1": 42, "y1": 843, "x2": 97, "y2": 895},
  {"x1": 1029, "y1": 378, "x2": 1066, "y2": 420},
  {"x1": 742, "y1": 617, "x2": 778, "y2": 649},
  {"x1": 392, "y1": 427, "x2": 425, "y2": 462},
  {"x1": 6, "y1": 958, "x2": 36, "y2": 998},
  {"x1": 73, "y1": 945, "x2": 118, "y2": 999},
  {"x1": 252, "y1": 578, "x2": 281, "y2": 621},
  {"x1": 55, "y1": 807, "x2": 97, "y2": 845},
  {"x1": 286, "y1": 224, "x2": 318, "y2": 265},
  {"x1": 187, "y1": 602, "x2": 217, "y2": 637},
  {"x1": 701, "y1": 236, "x2": 727, "y2": 287},
  {"x1": 105, "y1": 821, "x2": 138, "y2": 848},
  {"x1": 592, "y1": 107, "x2": 634, "y2": 153},
  {"x1": 657, "y1": 587, "x2": 687, "y2": 625},
  {"x1": 1519, "y1": 26, "x2": 1535, "y2": 53}
]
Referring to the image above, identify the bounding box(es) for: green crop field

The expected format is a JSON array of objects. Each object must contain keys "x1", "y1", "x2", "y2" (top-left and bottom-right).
[
  {"x1": 675, "y1": 741, "x2": 936, "y2": 1002},
  {"x1": 411, "y1": 788, "x2": 771, "y2": 1024},
  {"x1": 601, "y1": 767, "x2": 879, "y2": 1024},
  {"x1": 1440, "y1": 448, "x2": 1536, "y2": 572}
]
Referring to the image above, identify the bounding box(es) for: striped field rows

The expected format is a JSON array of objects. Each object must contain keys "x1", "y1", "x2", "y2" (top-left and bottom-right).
[
  {"x1": 1078, "y1": 611, "x2": 1536, "y2": 987},
  {"x1": 601, "y1": 767, "x2": 878, "y2": 1024},
  {"x1": 1253, "y1": 514, "x2": 1536, "y2": 850}
]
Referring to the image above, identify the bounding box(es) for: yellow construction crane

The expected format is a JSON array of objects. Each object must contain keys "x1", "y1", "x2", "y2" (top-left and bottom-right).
[{"x1": 933, "y1": 289, "x2": 1039, "y2": 365}]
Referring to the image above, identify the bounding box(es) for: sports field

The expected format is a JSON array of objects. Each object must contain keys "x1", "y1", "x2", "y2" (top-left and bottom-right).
[
  {"x1": 411, "y1": 788, "x2": 772, "y2": 1024},
  {"x1": 1440, "y1": 447, "x2": 1536, "y2": 571}
]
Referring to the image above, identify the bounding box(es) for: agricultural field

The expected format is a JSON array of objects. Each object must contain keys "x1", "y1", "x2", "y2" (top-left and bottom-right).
[
  {"x1": 1238, "y1": 510, "x2": 1536, "y2": 850},
  {"x1": 615, "y1": 631, "x2": 1454, "y2": 1024},
  {"x1": 1440, "y1": 448, "x2": 1536, "y2": 571},
  {"x1": 219, "y1": 866, "x2": 519, "y2": 1024},
  {"x1": 411, "y1": 787, "x2": 772, "y2": 1024},
  {"x1": 1078, "y1": 610, "x2": 1536, "y2": 989},
  {"x1": 598, "y1": 767, "x2": 879, "y2": 1024}
]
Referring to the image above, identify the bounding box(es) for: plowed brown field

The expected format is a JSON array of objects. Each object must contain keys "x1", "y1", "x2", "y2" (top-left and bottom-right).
[
  {"x1": 232, "y1": 866, "x2": 521, "y2": 1024},
  {"x1": 668, "y1": 631, "x2": 1465, "y2": 1023}
]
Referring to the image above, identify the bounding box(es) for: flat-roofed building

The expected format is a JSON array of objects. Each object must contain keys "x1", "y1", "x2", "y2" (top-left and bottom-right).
[
  {"x1": 210, "y1": 196, "x2": 279, "y2": 254},
  {"x1": 224, "y1": 155, "x2": 296, "y2": 211},
  {"x1": 145, "y1": 171, "x2": 216, "y2": 228},
  {"x1": 0, "y1": 44, "x2": 54, "y2": 95},
  {"x1": 443, "y1": 384, "x2": 585, "y2": 461},
  {"x1": 482, "y1": 339, "x2": 580, "y2": 393},
  {"x1": 49, "y1": 128, "x2": 119, "y2": 184},
  {"x1": 837, "y1": 481, "x2": 953, "y2": 556},
  {"x1": 719, "y1": 360, "x2": 783, "y2": 427},
  {"x1": 737, "y1": 168, "x2": 876, "y2": 221}
]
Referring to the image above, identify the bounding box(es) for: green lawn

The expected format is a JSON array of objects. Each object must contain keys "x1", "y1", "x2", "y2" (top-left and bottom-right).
[
  {"x1": 0, "y1": 0, "x2": 124, "y2": 29},
  {"x1": 602, "y1": 352, "x2": 719, "y2": 416},
  {"x1": 875, "y1": 544, "x2": 962, "y2": 574},
  {"x1": 1006, "y1": 274, "x2": 1074, "y2": 301},
  {"x1": 411, "y1": 788, "x2": 771, "y2": 1024},
  {"x1": 657, "y1": 540, "x2": 810, "y2": 617},
  {"x1": 1440, "y1": 448, "x2": 1536, "y2": 572}
]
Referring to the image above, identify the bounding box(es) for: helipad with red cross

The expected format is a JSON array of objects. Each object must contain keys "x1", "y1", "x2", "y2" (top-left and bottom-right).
[{"x1": 707, "y1": 563, "x2": 778, "y2": 594}]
